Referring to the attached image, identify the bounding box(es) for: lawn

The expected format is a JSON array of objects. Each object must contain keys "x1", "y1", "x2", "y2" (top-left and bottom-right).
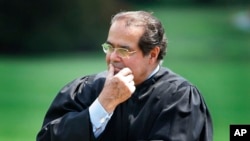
[
  {"x1": 0, "y1": 6, "x2": 250, "y2": 141},
  {"x1": 0, "y1": 54, "x2": 107, "y2": 141}
]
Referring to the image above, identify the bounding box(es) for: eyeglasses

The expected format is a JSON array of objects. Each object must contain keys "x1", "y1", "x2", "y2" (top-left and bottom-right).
[{"x1": 102, "y1": 43, "x2": 136, "y2": 58}]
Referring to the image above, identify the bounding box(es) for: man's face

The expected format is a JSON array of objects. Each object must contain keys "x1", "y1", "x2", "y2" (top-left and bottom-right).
[{"x1": 105, "y1": 20, "x2": 152, "y2": 85}]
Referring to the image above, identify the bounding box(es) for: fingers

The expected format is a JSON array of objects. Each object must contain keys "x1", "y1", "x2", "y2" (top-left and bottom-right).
[
  {"x1": 107, "y1": 64, "x2": 114, "y2": 78},
  {"x1": 100, "y1": 65, "x2": 136, "y2": 112},
  {"x1": 127, "y1": 73, "x2": 134, "y2": 81},
  {"x1": 117, "y1": 67, "x2": 132, "y2": 76},
  {"x1": 107, "y1": 65, "x2": 135, "y2": 92},
  {"x1": 119, "y1": 69, "x2": 135, "y2": 94},
  {"x1": 116, "y1": 68, "x2": 134, "y2": 84}
]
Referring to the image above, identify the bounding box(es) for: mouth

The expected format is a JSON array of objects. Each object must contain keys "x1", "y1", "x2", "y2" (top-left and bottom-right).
[
  {"x1": 113, "y1": 67, "x2": 122, "y2": 74},
  {"x1": 111, "y1": 63, "x2": 125, "y2": 74}
]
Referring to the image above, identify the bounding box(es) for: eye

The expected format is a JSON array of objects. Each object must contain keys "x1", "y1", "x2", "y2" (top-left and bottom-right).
[{"x1": 102, "y1": 43, "x2": 114, "y2": 53}]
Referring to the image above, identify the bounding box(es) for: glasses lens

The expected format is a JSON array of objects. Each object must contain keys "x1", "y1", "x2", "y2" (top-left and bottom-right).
[
  {"x1": 116, "y1": 48, "x2": 129, "y2": 58},
  {"x1": 102, "y1": 43, "x2": 112, "y2": 53},
  {"x1": 102, "y1": 43, "x2": 134, "y2": 58}
]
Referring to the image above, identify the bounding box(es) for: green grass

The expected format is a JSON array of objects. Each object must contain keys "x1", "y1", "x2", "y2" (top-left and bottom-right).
[
  {"x1": 1, "y1": 6, "x2": 250, "y2": 141},
  {"x1": 0, "y1": 54, "x2": 106, "y2": 141}
]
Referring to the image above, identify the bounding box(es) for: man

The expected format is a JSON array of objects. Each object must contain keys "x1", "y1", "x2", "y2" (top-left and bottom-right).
[{"x1": 37, "y1": 11, "x2": 213, "y2": 141}]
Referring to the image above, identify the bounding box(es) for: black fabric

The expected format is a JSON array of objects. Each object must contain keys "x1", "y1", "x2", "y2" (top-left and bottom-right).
[{"x1": 37, "y1": 67, "x2": 213, "y2": 141}]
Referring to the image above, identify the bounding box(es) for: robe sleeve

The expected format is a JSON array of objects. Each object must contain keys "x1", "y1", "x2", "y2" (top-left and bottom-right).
[
  {"x1": 36, "y1": 77, "x2": 97, "y2": 141},
  {"x1": 149, "y1": 84, "x2": 213, "y2": 141}
]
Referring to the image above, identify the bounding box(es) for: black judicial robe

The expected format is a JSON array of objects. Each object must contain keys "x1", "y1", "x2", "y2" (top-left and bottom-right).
[{"x1": 37, "y1": 67, "x2": 213, "y2": 141}]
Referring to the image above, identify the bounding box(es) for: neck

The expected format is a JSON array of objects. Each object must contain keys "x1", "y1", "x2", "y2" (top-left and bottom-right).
[{"x1": 147, "y1": 64, "x2": 160, "y2": 79}]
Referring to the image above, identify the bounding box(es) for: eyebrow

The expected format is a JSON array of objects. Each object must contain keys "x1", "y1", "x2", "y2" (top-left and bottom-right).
[{"x1": 105, "y1": 41, "x2": 131, "y2": 50}]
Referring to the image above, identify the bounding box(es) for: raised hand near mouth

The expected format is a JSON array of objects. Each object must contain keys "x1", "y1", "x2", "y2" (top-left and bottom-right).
[{"x1": 98, "y1": 64, "x2": 136, "y2": 113}]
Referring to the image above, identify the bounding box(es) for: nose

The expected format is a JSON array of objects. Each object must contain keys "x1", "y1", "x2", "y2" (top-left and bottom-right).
[{"x1": 109, "y1": 49, "x2": 121, "y2": 61}]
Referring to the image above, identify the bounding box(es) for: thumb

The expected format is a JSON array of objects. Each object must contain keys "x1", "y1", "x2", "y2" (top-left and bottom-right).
[{"x1": 107, "y1": 64, "x2": 114, "y2": 78}]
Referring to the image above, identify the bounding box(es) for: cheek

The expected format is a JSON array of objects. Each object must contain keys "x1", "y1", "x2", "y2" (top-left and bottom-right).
[
  {"x1": 131, "y1": 66, "x2": 148, "y2": 85},
  {"x1": 105, "y1": 55, "x2": 110, "y2": 64},
  {"x1": 127, "y1": 60, "x2": 146, "y2": 77}
]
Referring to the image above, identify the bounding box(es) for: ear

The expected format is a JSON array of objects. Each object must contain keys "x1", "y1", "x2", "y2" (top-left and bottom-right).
[{"x1": 148, "y1": 46, "x2": 160, "y2": 64}]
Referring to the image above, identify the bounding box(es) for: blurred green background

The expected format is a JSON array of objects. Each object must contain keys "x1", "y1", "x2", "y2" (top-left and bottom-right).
[{"x1": 0, "y1": 0, "x2": 250, "y2": 141}]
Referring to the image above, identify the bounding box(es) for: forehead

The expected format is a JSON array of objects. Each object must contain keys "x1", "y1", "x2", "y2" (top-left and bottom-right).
[{"x1": 107, "y1": 20, "x2": 144, "y2": 49}]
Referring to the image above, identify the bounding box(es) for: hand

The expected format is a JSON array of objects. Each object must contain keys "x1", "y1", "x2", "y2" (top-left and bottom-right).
[{"x1": 98, "y1": 64, "x2": 136, "y2": 113}]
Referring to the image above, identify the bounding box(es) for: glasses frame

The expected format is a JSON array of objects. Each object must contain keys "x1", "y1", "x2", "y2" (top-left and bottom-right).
[{"x1": 102, "y1": 43, "x2": 136, "y2": 58}]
